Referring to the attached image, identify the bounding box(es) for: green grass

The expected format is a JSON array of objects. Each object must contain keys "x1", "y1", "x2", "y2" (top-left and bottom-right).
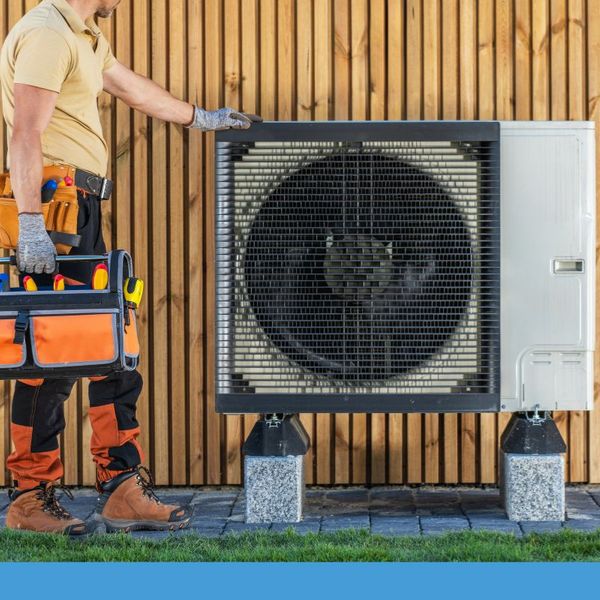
[{"x1": 2, "y1": 528, "x2": 600, "y2": 562}]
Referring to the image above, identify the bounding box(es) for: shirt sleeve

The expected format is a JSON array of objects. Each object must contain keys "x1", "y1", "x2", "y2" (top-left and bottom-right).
[
  {"x1": 13, "y1": 28, "x2": 73, "y2": 93},
  {"x1": 96, "y1": 33, "x2": 117, "y2": 72}
]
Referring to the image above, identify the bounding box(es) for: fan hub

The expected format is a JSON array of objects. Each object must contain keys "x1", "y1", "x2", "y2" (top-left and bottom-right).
[{"x1": 324, "y1": 233, "x2": 394, "y2": 299}]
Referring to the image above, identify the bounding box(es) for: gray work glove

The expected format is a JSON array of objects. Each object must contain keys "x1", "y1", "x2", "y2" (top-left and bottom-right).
[
  {"x1": 187, "y1": 106, "x2": 262, "y2": 131},
  {"x1": 16, "y1": 213, "x2": 56, "y2": 274}
]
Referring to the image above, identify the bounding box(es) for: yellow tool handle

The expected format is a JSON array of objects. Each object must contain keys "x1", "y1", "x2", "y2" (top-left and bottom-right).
[{"x1": 124, "y1": 277, "x2": 144, "y2": 308}]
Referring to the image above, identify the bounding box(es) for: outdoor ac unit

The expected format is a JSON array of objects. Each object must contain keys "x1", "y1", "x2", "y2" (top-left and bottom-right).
[{"x1": 214, "y1": 121, "x2": 595, "y2": 415}]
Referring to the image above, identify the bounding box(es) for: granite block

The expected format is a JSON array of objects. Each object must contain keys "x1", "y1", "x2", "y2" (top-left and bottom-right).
[
  {"x1": 245, "y1": 455, "x2": 304, "y2": 523},
  {"x1": 503, "y1": 453, "x2": 565, "y2": 522}
]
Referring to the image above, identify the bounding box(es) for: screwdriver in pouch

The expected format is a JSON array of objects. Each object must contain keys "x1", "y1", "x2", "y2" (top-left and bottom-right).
[
  {"x1": 123, "y1": 278, "x2": 144, "y2": 327},
  {"x1": 124, "y1": 277, "x2": 144, "y2": 308},
  {"x1": 91, "y1": 263, "x2": 108, "y2": 290},
  {"x1": 41, "y1": 179, "x2": 57, "y2": 203},
  {"x1": 22, "y1": 276, "x2": 38, "y2": 292},
  {"x1": 53, "y1": 274, "x2": 65, "y2": 291},
  {"x1": 0, "y1": 273, "x2": 9, "y2": 292}
]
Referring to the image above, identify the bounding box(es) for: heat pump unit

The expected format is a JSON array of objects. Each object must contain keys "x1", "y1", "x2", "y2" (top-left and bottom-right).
[{"x1": 215, "y1": 121, "x2": 595, "y2": 414}]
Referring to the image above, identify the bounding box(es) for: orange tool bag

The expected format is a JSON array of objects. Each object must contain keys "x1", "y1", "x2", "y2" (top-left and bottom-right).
[{"x1": 0, "y1": 250, "x2": 141, "y2": 380}]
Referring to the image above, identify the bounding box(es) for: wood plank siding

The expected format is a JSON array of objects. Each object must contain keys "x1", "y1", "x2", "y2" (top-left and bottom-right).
[{"x1": 1, "y1": 0, "x2": 599, "y2": 485}]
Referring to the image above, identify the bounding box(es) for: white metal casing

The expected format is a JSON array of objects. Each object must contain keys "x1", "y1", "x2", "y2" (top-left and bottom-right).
[{"x1": 500, "y1": 121, "x2": 595, "y2": 412}]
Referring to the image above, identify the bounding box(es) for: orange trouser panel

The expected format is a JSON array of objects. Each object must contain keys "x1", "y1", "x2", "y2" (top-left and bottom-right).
[
  {"x1": 8, "y1": 372, "x2": 143, "y2": 489},
  {"x1": 7, "y1": 424, "x2": 63, "y2": 491}
]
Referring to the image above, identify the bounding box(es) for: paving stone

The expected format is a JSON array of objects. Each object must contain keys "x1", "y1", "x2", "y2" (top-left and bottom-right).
[
  {"x1": 270, "y1": 519, "x2": 322, "y2": 535},
  {"x1": 306, "y1": 490, "x2": 326, "y2": 500},
  {"x1": 190, "y1": 517, "x2": 227, "y2": 530},
  {"x1": 415, "y1": 489, "x2": 460, "y2": 504},
  {"x1": 370, "y1": 488, "x2": 414, "y2": 502},
  {"x1": 520, "y1": 521, "x2": 563, "y2": 534},
  {"x1": 321, "y1": 515, "x2": 370, "y2": 532},
  {"x1": 468, "y1": 514, "x2": 511, "y2": 525},
  {"x1": 0, "y1": 491, "x2": 10, "y2": 512},
  {"x1": 223, "y1": 522, "x2": 272, "y2": 534},
  {"x1": 192, "y1": 492, "x2": 239, "y2": 504},
  {"x1": 563, "y1": 519, "x2": 600, "y2": 532},
  {"x1": 325, "y1": 489, "x2": 369, "y2": 503},
  {"x1": 370, "y1": 505, "x2": 416, "y2": 517},
  {"x1": 416, "y1": 505, "x2": 463, "y2": 516},
  {"x1": 193, "y1": 502, "x2": 235, "y2": 518},
  {"x1": 420, "y1": 517, "x2": 469, "y2": 533},
  {"x1": 371, "y1": 516, "x2": 420, "y2": 537},
  {"x1": 129, "y1": 529, "x2": 193, "y2": 541},
  {"x1": 320, "y1": 504, "x2": 371, "y2": 516},
  {"x1": 470, "y1": 521, "x2": 522, "y2": 535}
]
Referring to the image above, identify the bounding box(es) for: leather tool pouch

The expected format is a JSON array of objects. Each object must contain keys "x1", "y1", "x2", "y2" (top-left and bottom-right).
[
  {"x1": 0, "y1": 170, "x2": 80, "y2": 254},
  {"x1": 0, "y1": 250, "x2": 140, "y2": 380}
]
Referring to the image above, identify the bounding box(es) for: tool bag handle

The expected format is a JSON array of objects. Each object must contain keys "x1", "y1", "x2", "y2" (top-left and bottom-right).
[{"x1": 0, "y1": 254, "x2": 108, "y2": 266}]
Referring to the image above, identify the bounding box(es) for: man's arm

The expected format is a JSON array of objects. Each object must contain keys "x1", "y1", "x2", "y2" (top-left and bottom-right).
[
  {"x1": 10, "y1": 83, "x2": 58, "y2": 274},
  {"x1": 103, "y1": 61, "x2": 261, "y2": 129},
  {"x1": 103, "y1": 61, "x2": 194, "y2": 124},
  {"x1": 11, "y1": 84, "x2": 58, "y2": 213}
]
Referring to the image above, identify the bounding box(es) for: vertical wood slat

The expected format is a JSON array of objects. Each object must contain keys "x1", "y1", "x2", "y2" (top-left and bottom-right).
[
  {"x1": 386, "y1": 0, "x2": 404, "y2": 485},
  {"x1": 224, "y1": 0, "x2": 243, "y2": 485},
  {"x1": 332, "y1": 0, "x2": 351, "y2": 484},
  {"x1": 149, "y1": 0, "x2": 170, "y2": 484},
  {"x1": 422, "y1": 0, "x2": 441, "y2": 484},
  {"x1": 1, "y1": 0, "x2": 600, "y2": 486},
  {"x1": 350, "y1": 0, "x2": 368, "y2": 484},
  {"x1": 441, "y1": 0, "x2": 459, "y2": 484},
  {"x1": 314, "y1": 0, "x2": 333, "y2": 485},
  {"x1": 369, "y1": 0, "x2": 387, "y2": 485},
  {"x1": 204, "y1": 0, "x2": 222, "y2": 484},
  {"x1": 459, "y1": 0, "x2": 477, "y2": 484},
  {"x1": 405, "y1": 0, "x2": 423, "y2": 485},
  {"x1": 187, "y1": 0, "x2": 206, "y2": 485}
]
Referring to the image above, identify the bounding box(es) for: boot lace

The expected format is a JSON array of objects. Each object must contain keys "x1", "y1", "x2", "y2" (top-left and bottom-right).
[
  {"x1": 35, "y1": 484, "x2": 74, "y2": 520},
  {"x1": 135, "y1": 467, "x2": 161, "y2": 504}
]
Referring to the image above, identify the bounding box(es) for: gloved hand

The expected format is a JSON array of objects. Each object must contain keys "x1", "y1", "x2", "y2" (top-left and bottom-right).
[
  {"x1": 16, "y1": 213, "x2": 56, "y2": 274},
  {"x1": 187, "y1": 106, "x2": 262, "y2": 131}
]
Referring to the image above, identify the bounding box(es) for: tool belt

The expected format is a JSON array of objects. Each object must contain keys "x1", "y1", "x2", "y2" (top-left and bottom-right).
[
  {"x1": 0, "y1": 250, "x2": 140, "y2": 380},
  {"x1": 0, "y1": 165, "x2": 113, "y2": 255}
]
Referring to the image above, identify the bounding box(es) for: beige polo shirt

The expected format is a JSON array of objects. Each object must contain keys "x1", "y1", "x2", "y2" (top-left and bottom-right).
[{"x1": 0, "y1": 0, "x2": 117, "y2": 176}]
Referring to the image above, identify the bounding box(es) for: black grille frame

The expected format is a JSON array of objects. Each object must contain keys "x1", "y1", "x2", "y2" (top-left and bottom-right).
[{"x1": 215, "y1": 121, "x2": 501, "y2": 414}]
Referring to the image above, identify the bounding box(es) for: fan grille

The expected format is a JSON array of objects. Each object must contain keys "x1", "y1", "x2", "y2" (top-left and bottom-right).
[{"x1": 215, "y1": 126, "x2": 500, "y2": 413}]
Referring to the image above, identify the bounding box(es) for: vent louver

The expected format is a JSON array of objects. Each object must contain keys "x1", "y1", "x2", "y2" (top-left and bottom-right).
[{"x1": 215, "y1": 122, "x2": 500, "y2": 413}]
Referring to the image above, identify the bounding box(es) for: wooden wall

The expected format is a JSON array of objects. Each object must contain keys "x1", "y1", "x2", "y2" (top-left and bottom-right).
[{"x1": 1, "y1": 0, "x2": 600, "y2": 486}]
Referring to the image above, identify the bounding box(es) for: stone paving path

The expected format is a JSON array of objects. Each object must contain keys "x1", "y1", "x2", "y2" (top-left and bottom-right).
[{"x1": 2, "y1": 486, "x2": 600, "y2": 538}]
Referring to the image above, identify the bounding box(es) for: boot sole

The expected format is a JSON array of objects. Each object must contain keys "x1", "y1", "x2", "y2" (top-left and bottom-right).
[{"x1": 99, "y1": 515, "x2": 191, "y2": 533}]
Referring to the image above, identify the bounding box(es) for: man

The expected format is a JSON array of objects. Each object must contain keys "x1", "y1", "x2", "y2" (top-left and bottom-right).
[{"x1": 0, "y1": 0, "x2": 260, "y2": 535}]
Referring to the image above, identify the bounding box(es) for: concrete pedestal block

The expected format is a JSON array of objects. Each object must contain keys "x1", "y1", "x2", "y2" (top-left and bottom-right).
[
  {"x1": 500, "y1": 413, "x2": 566, "y2": 522},
  {"x1": 244, "y1": 455, "x2": 305, "y2": 523},
  {"x1": 502, "y1": 453, "x2": 565, "y2": 521},
  {"x1": 242, "y1": 414, "x2": 310, "y2": 523}
]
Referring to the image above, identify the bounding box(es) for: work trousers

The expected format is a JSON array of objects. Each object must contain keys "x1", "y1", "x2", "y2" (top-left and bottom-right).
[{"x1": 6, "y1": 191, "x2": 144, "y2": 490}]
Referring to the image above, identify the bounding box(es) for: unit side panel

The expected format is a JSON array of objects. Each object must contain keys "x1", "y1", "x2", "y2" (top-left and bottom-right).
[{"x1": 500, "y1": 123, "x2": 595, "y2": 411}]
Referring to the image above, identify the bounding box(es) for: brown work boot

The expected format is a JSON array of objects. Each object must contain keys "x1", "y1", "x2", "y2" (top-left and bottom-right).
[
  {"x1": 5, "y1": 482, "x2": 89, "y2": 536},
  {"x1": 95, "y1": 467, "x2": 192, "y2": 533}
]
